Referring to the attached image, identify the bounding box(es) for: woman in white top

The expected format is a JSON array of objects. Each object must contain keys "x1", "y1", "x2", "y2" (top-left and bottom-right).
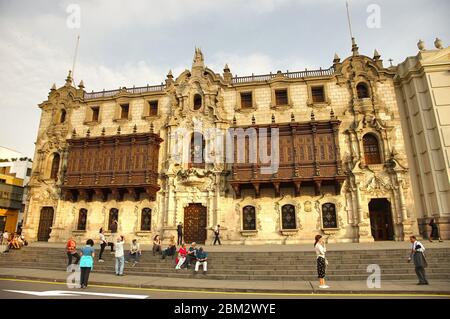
[{"x1": 314, "y1": 234, "x2": 329, "y2": 289}]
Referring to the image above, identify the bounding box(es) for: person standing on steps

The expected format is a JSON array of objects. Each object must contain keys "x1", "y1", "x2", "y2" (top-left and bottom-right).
[
  {"x1": 429, "y1": 218, "x2": 443, "y2": 242},
  {"x1": 79, "y1": 239, "x2": 95, "y2": 289},
  {"x1": 115, "y1": 235, "x2": 125, "y2": 276},
  {"x1": 110, "y1": 219, "x2": 118, "y2": 242},
  {"x1": 98, "y1": 228, "x2": 114, "y2": 262},
  {"x1": 213, "y1": 224, "x2": 221, "y2": 245},
  {"x1": 408, "y1": 235, "x2": 429, "y2": 285},
  {"x1": 177, "y1": 222, "x2": 183, "y2": 246},
  {"x1": 66, "y1": 237, "x2": 80, "y2": 267},
  {"x1": 314, "y1": 235, "x2": 329, "y2": 289}
]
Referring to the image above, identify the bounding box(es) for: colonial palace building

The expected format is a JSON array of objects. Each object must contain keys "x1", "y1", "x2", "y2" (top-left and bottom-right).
[{"x1": 23, "y1": 40, "x2": 438, "y2": 245}]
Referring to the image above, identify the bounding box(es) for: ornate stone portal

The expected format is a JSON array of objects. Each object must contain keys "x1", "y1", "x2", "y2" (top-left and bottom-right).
[{"x1": 22, "y1": 43, "x2": 418, "y2": 244}]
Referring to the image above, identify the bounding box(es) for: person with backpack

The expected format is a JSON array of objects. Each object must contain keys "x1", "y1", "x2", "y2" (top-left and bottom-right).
[{"x1": 66, "y1": 237, "x2": 81, "y2": 266}]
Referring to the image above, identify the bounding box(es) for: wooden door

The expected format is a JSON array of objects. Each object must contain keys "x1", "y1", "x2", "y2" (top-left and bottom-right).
[
  {"x1": 184, "y1": 203, "x2": 207, "y2": 244},
  {"x1": 37, "y1": 207, "x2": 54, "y2": 241},
  {"x1": 369, "y1": 199, "x2": 394, "y2": 241}
]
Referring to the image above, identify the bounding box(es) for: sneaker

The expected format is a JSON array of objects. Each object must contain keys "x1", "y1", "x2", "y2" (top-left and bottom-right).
[
  {"x1": 125, "y1": 260, "x2": 129, "y2": 263},
  {"x1": 132, "y1": 263, "x2": 136, "y2": 268},
  {"x1": 98, "y1": 259, "x2": 104, "y2": 263},
  {"x1": 319, "y1": 285, "x2": 330, "y2": 289}
]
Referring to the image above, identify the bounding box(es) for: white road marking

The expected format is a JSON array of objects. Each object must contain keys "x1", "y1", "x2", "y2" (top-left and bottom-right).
[{"x1": 3, "y1": 289, "x2": 149, "y2": 299}]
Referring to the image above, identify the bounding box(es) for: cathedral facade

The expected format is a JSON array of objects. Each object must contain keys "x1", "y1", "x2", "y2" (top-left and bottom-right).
[{"x1": 22, "y1": 41, "x2": 418, "y2": 245}]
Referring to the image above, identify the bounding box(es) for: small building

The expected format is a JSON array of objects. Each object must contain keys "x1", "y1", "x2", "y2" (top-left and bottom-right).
[{"x1": 0, "y1": 146, "x2": 33, "y2": 232}]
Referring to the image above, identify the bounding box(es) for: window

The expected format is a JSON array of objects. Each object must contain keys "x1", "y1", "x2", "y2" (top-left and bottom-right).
[
  {"x1": 190, "y1": 132, "x2": 205, "y2": 168},
  {"x1": 193, "y1": 94, "x2": 202, "y2": 110},
  {"x1": 141, "y1": 208, "x2": 151, "y2": 231},
  {"x1": 311, "y1": 86, "x2": 325, "y2": 103},
  {"x1": 120, "y1": 104, "x2": 129, "y2": 119},
  {"x1": 281, "y1": 204, "x2": 296, "y2": 230},
  {"x1": 357, "y1": 83, "x2": 370, "y2": 99},
  {"x1": 108, "y1": 208, "x2": 119, "y2": 231},
  {"x1": 77, "y1": 209, "x2": 87, "y2": 231},
  {"x1": 322, "y1": 203, "x2": 337, "y2": 228},
  {"x1": 240, "y1": 92, "x2": 253, "y2": 109},
  {"x1": 275, "y1": 89, "x2": 288, "y2": 106},
  {"x1": 0, "y1": 179, "x2": 5, "y2": 184},
  {"x1": 91, "y1": 106, "x2": 100, "y2": 122},
  {"x1": 363, "y1": 134, "x2": 382, "y2": 164},
  {"x1": 243, "y1": 205, "x2": 256, "y2": 230},
  {"x1": 149, "y1": 101, "x2": 158, "y2": 116},
  {"x1": 26, "y1": 168, "x2": 32, "y2": 177},
  {"x1": 60, "y1": 109, "x2": 66, "y2": 123},
  {"x1": 50, "y1": 153, "x2": 60, "y2": 180}
]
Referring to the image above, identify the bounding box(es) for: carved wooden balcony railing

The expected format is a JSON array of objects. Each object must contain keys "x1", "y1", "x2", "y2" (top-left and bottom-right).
[
  {"x1": 61, "y1": 132, "x2": 162, "y2": 202},
  {"x1": 229, "y1": 120, "x2": 346, "y2": 198}
]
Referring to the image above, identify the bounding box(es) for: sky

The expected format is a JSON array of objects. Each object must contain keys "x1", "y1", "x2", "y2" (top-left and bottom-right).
[{"x1": 0, "y1": 0, "x2": 449, "y2": 157}]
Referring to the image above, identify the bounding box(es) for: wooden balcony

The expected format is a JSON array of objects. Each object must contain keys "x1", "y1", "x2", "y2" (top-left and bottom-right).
[
  {"x1": 61, "y1": 132, "x2": 162, "y2": 202},
  {"x1": 229, "y1": 120, "x2": 346, "y2": 198}
]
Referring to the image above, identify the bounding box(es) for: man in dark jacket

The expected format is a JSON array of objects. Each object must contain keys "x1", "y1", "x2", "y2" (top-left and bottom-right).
[
  {"x1": 408, "y1": 236, "x2": 429, "y2": 285},
  {"x1": 177, "y1": 222, "x2": 183, "y2": 245}
]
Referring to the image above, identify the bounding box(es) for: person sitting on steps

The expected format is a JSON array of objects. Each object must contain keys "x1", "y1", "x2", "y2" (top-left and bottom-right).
[
  {"x1": 194, "y1": 247, "x2": 208, "y2": 275},
  {"x1": 161, "y1": 235, "x2": 176, "y2": 260}
]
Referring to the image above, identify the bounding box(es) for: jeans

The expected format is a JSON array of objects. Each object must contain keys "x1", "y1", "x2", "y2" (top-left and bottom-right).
[
  {"x1": 127, "y1": 252, "x2": 140, "y2": 263},
  {"x1": 152, "y1": 245, "x2": 161, "y2": 256},
  {"x1": 67, "y1": 252, "x2": 81, "y2": 266},
  {"x1": 99, "y1": 242, "x2": 114, "y2": 260},
  {"x1": 115, "y1": 256, "x2": 124, "y2": 275},
  {"x1": 186, "y1": 254, "x2": 196, "y2": 268},
  {"x1": 213, "y1": 234, "x2": 221, "y2": 245},
  {"x1": 177, "y1": 234, "x2": 183, "y2": 245},
  {"x1": 80, "y1": 267, "x2": 91, "y2": 287}
]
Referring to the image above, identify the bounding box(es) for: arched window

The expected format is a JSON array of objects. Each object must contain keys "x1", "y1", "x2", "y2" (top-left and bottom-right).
[
  {"x1": 357, "y1": 83, "x2": 370, "y2": 99},
  {"x1": 60, "y1": 109, "x2": 66, "y2": 123},
  {"x1": 77, "y1": 209, "x2": 87, "y2": 231},
  {"x1": 193, "y1": 94, "x2": 202, "y2": 110},
  {"x1": 281, "y1": 204, "x2": 296, "y2": 230},
  {"x1": 190, "y1": 132, "x2": 205, "y2": 168},
  {"x1": 322, "y1": 203, "x2": 337, "y2": 228},
  {"x1": 108, "y1": 208, "x2": 119, "y2": 231},
  {"x1": 243, "y1": 205, "x2": 256, "y2": 230},
  {"x1": 363, "y1": 134, "x2": 382, "y2": 164},
  {"x1": 141, "y1": 208, "x2": 151, "y2": 231},
  {"x1": 50, "y1": 153, "x2": 60, "y2": 180}
]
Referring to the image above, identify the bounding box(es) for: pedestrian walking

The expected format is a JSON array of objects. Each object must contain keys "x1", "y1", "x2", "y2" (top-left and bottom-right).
[
  {"x1": 177, "y1": 222, "x2": 183, "y2": 245},
  {"x1": 115, "y1": 235, "x2": 125, "y2": 276},
  {"x1": 98, "y1": 228, "x2": 114, "y2": 262},
  {"x1": 429, "y1": 218, "x2": 443, "y2": 242},
  {"x1": 213, "y1": 224, "x2": 221, "y2": 245},
  {"x1": 314, "y1": 235, "x2": 329, "y2": 289},
  {"x1": 66, "y1": 237, "x2": 81, "y2": 267},
  {"x1": 79, "y1": 239, "x2": 95, "y2": 289},
  {"x1": 408, "y1": 236, "x2": 429, "y2": 285}
]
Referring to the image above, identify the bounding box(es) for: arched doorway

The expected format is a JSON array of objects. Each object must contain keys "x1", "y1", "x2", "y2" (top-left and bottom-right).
[
  {"x1": 37, "y1": 207, "x2": 54, "y2": 241},
  {"x1": 184, "y1": 203, "x2": 207, "y2": 244},
  {"x1": 369, "y1": 198, "x2": 394, "y2": 241}
]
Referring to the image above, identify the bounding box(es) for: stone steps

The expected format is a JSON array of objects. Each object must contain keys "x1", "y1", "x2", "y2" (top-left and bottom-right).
[{"x1": 2, "y1": 246, "x2": 449, "y2": 281}]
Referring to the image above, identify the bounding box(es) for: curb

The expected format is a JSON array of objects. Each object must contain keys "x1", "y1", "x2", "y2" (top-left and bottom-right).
[{"x1": 1, "y1": 274, "x2": 450, "y2": 296}]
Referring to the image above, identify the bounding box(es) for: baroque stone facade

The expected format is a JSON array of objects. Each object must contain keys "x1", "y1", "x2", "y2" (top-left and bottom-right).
[
  {"x1": 395, "y1": 39, "x2": 450, "y2": 239},
  {"x1": 22, "y1": 41, "x2": 418, "y2": 244}
]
